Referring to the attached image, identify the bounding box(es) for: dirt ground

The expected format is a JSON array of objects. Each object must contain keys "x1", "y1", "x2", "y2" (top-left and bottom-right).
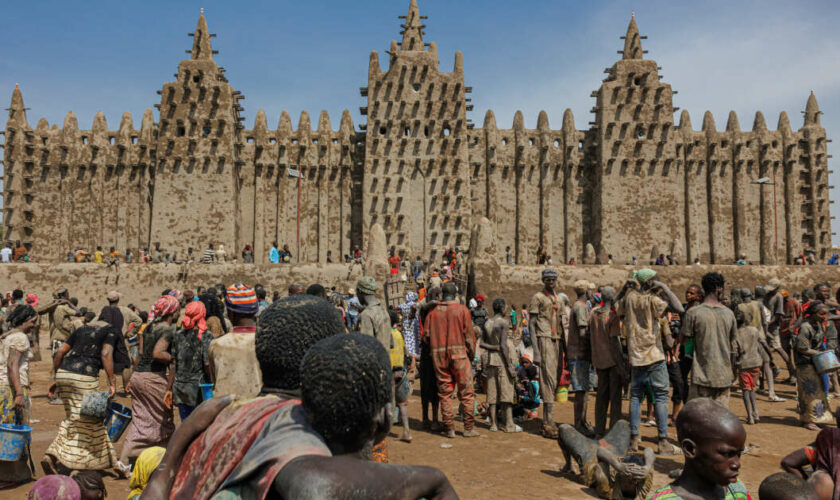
[{"x1": 3, "y1": 340, "x2": 823, "y2": 499}]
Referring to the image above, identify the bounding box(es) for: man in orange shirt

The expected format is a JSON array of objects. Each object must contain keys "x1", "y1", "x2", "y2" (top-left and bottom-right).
[{"x1": 424, "y1": 282, "x2": 478, "y2": 438}]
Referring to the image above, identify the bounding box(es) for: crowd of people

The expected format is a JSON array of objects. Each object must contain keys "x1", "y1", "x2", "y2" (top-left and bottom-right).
[{"x1": 2, "y1": 264, "x2": 840, "y2": 498}]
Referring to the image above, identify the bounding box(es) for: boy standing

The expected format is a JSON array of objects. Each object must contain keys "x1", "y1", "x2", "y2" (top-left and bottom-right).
[
  {"x1": 734, "y1": 309, "x2": 770, "y2": 424},
  {"x1": 589, "y1": 287, "x2": 625, "y2": 437},
  {"x1": 480, "y1": 298, "x2": 521, "y2": 433}
]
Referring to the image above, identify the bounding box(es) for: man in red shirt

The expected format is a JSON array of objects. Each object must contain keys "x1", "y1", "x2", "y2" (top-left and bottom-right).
[
  {"x1": 387, "y1": 247, "x2": 401, "y2": 272},
  {"x1": 424, "y1": 282, "x2": 479, "y2": 438}
]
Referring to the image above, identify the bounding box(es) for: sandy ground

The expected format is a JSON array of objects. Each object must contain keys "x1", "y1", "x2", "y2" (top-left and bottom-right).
[{"x1": 3, "y1": 340, "x2": 823, "y2": 499}]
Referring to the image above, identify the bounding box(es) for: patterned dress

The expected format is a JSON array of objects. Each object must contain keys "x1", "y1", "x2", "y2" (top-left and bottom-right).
[{"x1": 398, "y1": 292, "x2": 421, "y2": 356}]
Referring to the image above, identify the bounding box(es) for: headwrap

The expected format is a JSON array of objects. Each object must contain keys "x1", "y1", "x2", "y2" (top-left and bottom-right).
[
  {"x1": 25, "y1": 293, "x2": 38, "y2": 306},
  {"x1": 356, "y1": 276, "x2": 379, "y2": 295},
  {"x1": 541, "y1": 268, "x2": 558, "y2": 280},
  {"x1": 149, "y1": 295, "x2": 180, "y2": 323},
  {"x1": 127, "y1": 446, "x2": 165, "y2": 500},
  {"x1": 182, "y1": 300, "x2": 208, "y2": 339},
  {"x1": 475, "y1": 294, "x2": 485, "y2": 302},
  {"x1": 815, "y1": 427, "x2": 840, "y2": 500},
  {"x1": 521, "y1": 353, "x2": 533, "y2": 363},
  {"x1": 632, "y1": 268, "x2": 657, "y2": 285},
  {"x1": 28, "y1": 475, "x2": 81, "y2": 500},
  {"x1": 168, "y1": 289, "x2": 184, "y2": 302},
  {"x1": 405, "y1": 291, "x2": 418, "y2": 303},
  {"x1": 224, "y1": 283, "x2": 259, "y2": 315}
]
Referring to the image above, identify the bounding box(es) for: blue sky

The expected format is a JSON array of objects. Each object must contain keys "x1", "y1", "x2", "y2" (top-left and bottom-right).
[{"x1": 2, "y1": 0, "x2": 838, "y2": 243}]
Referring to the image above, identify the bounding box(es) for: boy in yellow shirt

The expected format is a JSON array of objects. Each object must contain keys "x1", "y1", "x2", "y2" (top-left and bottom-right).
[{"x1": 390, "y1": 310, "x2": 412, "y2": 443}]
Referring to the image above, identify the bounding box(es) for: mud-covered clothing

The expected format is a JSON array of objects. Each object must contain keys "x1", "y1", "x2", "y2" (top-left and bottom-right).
[
  {"x1": 170, "y1": 328, "x2": 212, "y2": 407},
  {"x1": 136, "y1": 323, "x2": 176, "y2": 373},
  {"x1": 359, "y1": 300, "x2": 392, "y2": 352},
  {"x1": 682, "y1": 303, "x2": 737, "y2": 389},
  {"x1": 568, "y1": 299, "x2": 590, "y2": 361},
  {"x1": 617, "y1": 290, "x2": 667, "y2": 367},
  {"x1": 424, "y1": 300, "x2": 475, "y2": 430},
  {"x1": 529, "y1": 290, "x2": 565, "y2": 400},
  {"x1": 735, "y1": 325, "x2": 765, "y2": 370},
  {"x1": 59, "y1": 325, "x2": 119, "y2": 377}
]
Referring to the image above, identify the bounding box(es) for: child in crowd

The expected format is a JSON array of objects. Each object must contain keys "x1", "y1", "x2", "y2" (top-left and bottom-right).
[
  {"x1": 389, "y1": 310, "x2": 412, "y2": 443},
  {"x1": 648, "y1": 398, "x2": 750, "y2": 499},
  {"x1": 516, "y1": 354, "x2": 541, "y2": 419},
  {"x1": 734, "y1": 308, "x2": 769, "y2": 424}
]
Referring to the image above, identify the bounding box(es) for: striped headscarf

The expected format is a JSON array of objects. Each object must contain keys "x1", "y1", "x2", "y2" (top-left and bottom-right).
[
  {"x1": 225, "y1": 283, "x2": 259, "y2": 315},
  {"x1": 149, "y1": 295, "x2": 180, "y2": 323},
  {"x1": 182, "y1": 300, "x2": 208, "y2": 339}
]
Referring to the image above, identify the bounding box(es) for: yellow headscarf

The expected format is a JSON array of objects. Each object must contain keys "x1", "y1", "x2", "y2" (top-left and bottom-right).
[{"x1": 127, "y1": 446, "x2": 165, "y2": 500}]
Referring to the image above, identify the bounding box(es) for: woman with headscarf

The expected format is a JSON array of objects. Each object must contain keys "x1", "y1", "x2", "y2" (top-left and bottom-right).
[
  {"x1": 153, "y1": 300, "x2": 212, "y2": 420},
  {"x1": 23, "y1": 293, "x2": 41, "y2": 361},
  {"x1": 398, "y1": 291, "x2": 421, "y2": 359},
  {"x1": 43, "y1": 323, "x2": 121, "y2": 476},
  {"x1": 119, "y1": 296, "x2": 180, "y2": 467},
  {"x1": 127, "y1": 446, "x2": 165, "y2": 500},
  {"x1": 0, "y1": 304, "x2": 37, "y2": 486},
  {"x1": 795, "y1": 301, "x2": 838, "y2": 430}
]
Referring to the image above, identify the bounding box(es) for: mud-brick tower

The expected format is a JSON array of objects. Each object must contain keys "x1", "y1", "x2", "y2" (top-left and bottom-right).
[
  {"x1": 2, "y1": 85, "x2": 34, "y2": 252},
  {"x1": 361, "y1": 0, "x2": 472, "y2": 259},
  {"x1": 592, "y1": 15, "x2": 681, "y2": 262},
  {"x1": 150, "y1": 9, "x2": 245, "y2": 253},
  {"x1": 798, "y1": 93, "x2": 832, "y2": 259}
]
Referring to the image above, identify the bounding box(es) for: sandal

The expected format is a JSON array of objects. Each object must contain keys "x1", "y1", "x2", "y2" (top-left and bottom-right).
[
  {"x1": 503, "y1": 424, "x2": 523, "y2": 433},
  {"x1": 768, "y1": 395, "x2": 786, "y2": 402}
]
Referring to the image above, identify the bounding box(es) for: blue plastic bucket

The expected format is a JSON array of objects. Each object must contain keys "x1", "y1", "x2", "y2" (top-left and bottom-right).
[
  {"x1": 0, "y1": 423, "x2": 32, "y2": 461},
  {"x1": 200, "y1": 383, "x2": 214, "y2": 401},
  {"x1": 104, "y1": 402, "x2": 132, "y2": 442}
]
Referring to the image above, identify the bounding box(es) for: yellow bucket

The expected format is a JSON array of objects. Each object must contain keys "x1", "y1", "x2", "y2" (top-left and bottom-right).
[{"x1": 555, "y1": 385, "x2": 569, "y2": 403}]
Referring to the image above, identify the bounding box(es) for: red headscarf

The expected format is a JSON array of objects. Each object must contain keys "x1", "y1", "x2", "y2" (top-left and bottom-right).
[
  {"x1": 149, "y1": 295, "x2": 180, "y2": 323},
  {"x1": 182, "y1": 301, "x2": 208, "y2": 339}
]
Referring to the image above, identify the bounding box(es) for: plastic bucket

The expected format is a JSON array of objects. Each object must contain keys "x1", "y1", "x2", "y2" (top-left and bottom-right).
[
  {"x1": 104, "y1": 403, "x2": 132, "y2": 442},
  {"x1": 814, "y1": 351, "x2": 840, "y2": 374},
  {"x1": 555, "y1": 385, "x2": 569, "y2": 403},
  {"x1": 0, "y1": 423, "x2": 32, "y2": 461},
  {"x1": 200, "y1": 383, "x2": 215, "y2": 401}
]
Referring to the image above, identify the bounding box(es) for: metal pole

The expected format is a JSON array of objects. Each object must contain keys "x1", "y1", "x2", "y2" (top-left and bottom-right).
[
  {"x1": 773, "y1": 167, "x2": 779, "y2": 265},
  {"x1": 297, "y1": 172, "x2": 301, "y2": 263}
]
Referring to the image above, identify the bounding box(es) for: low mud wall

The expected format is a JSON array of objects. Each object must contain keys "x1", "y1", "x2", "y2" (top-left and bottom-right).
[{"x1": 0, "y1": 262, "x2": 838, "y2": 313}]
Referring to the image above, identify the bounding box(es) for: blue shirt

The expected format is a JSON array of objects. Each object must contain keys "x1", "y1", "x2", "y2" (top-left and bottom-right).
[{"x1": 269, "y1": 247, "x2": 280, "y2": 264}]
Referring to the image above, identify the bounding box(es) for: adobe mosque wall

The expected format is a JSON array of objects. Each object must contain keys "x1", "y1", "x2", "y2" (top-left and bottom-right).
[{"x1": 2, "y1": 1, "x2": 831, "y2": 267}]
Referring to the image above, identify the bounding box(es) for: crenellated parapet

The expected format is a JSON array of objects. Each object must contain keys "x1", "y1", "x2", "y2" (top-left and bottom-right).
[{"x1": 2, "y1": 1, "x2": 831, "y2": 265}]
